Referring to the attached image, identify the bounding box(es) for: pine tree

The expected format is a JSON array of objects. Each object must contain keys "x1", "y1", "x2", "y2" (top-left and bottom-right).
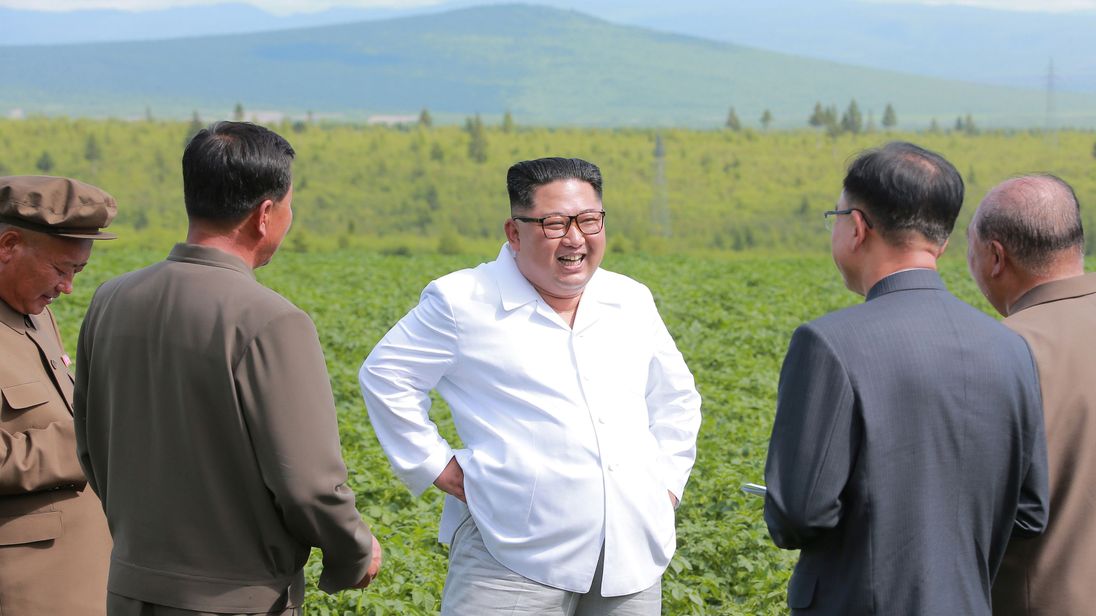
[
  {"x1": 233, "y1": 102, "x2": 245, "y2": 122},
  {"x1": 929, "y1": 118, "x2": 940, "y2": 133},
  {"x1": 187, "y1": 111, "x2": 204, "y2": 140},
  {"x1": 501, "y1": 110, "x2": 515, "y2": 133},
  {"x1": 84, "y1": 134, "x2": 102, "y2": 163},
  {"x1": 418, "y1": 108, "x2": 433, "y2": 128},
  {"x1": 760, "y1": 109, "x2": 773, "y2": 130},
  {"x1": 466, "y1": 114, "x2": 488, "y2": 163},
  {"x1": 963, "y1": 113, "x2": 978, "y2": 135},
  {"x1": 840, "y1": 99, "x2": 863, "y2": 134},
  {"x1": 882, "y1": 103, "x2": 897, "y2": 129},
  {"x1": 808, "y1": 102, "x2": 825, "y2": 128},
  {"x1": 725, "y1": 107, "x2": 742, "y2": 131},
  {"x1": 36, "y1": 151, "x2": 54, "y2": 173}
]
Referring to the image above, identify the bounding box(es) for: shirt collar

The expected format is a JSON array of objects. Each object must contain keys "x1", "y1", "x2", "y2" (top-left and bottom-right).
[
  {"x1": 0, "y1": 297, "x2": 31, "y2": 335},
  {"x1": 866, "y1": 268, "x2": 946, "y2": 301},
  {"x1": 1009, "y1": 272, "x2": 1096, "y2": 316},
  {"x1": 166, "y1": 243, "x2": 256, "y2": 280},
  {"x1": 494, "y1": 243, "x2": 617, "y2": 312}
]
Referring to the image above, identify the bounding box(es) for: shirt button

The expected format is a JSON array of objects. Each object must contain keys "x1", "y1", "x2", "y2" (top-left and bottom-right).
[
  {"x1": 598, "y1": 416, "x2": 607, "y2": 424},
  {"x1": 608, "y1": 463, "x2": 618, "y2": 472},
  {"x1": 50, "y1": 359, "x2": 58, "y2": 369}
]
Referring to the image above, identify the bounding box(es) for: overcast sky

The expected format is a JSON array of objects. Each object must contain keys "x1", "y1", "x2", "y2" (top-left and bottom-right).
[{"x1": 4, "y1": 0, "x2": 1096, "y2": 13}]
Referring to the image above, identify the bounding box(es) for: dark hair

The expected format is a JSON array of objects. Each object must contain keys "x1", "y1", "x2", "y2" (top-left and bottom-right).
[
  {"x1": 843, "y1": 141, "x2": 964, "y2": 245},
  {"x1": 507, "y1": 157, "x2": 603, "y2": 210},
  {"x1": 974, "y1": 174, "x2": 1084, "y2": 270},
  {"x1": 182, "y1": 121, "x2": 295, "y2": 222}
]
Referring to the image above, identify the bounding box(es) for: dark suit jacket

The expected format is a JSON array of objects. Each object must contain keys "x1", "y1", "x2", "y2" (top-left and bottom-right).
[
  {"x1": 74, "y1": 243, "x2": 373, "y2": 613},
  {"x1": 993, "y1": 273, "x2": 1096, "y2": 616},
  {"x1": 765, "y1": 269, "x2": 1049, "y2": 615}
]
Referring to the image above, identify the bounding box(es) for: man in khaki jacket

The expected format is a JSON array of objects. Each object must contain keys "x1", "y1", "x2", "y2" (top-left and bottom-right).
[
  {"x1": 0, "y1": 175, "x2": 116, "y2": 615},
  {"x1": 75, "y1": 121, "x2": 381, "y2": 615},
  {"x1": 968, "y1": 174, "x2": 1095, "y2": 615}
]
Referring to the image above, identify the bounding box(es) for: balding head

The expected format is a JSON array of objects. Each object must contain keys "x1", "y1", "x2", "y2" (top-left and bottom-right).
[
  {"x1": 971, "y1": 175, "x2": 1084, "y2": 275},
  {"x1": 968, "y1": 174, "x2": 1085, "y2": 315}
]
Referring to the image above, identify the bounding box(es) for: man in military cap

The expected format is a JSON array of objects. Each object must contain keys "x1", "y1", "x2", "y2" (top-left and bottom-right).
[{"x1": 0, "y1": 175, "x2": 116, "y2": 615}]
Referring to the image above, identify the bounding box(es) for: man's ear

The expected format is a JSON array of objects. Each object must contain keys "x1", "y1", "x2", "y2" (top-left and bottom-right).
[
  {"x1": 934, "y1": 238, "x2": 950, "y2": 259},
  {"x1": 252, "y1": 199, "x2": 276, "y2": 238},
  {"x1": 989, "y1": 240, "x2": 1007, "y2": 278},
  {"x1": 849, "y1": 211, "x2": 870, "y2": 252},
  {"x1": 0, "y1": 228, "x2": 24, "y2": 263},
  {"x1": 504, "y1": 218, "x2": 520, "y2": 251}
]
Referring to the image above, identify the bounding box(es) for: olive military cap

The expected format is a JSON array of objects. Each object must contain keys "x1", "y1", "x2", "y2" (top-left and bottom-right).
[{"x1": 0, "y1": 175, "x2": 117, "y2": 239}]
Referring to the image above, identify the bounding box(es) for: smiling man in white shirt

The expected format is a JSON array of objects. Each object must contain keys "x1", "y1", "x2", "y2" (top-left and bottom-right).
[{"x1": 359, "y1": 157, "x2": 702, "y2": 615}]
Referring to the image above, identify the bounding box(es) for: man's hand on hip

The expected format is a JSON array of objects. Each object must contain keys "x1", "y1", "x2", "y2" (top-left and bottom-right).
[
  {"x1": 434, "y1": 456, "x2": 466, "y2": 503},
  {"x1": 354, "y1": 534, "x2": 384, "y2": 589}
]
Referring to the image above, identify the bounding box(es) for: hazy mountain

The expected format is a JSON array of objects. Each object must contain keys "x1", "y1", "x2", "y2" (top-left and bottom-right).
[
  {"x1": 2, "y1": 0, "x2": 1094, "y2": 93},
  {"x1": 2, "y1": 4, "x2": 1092, "y2": 128}
]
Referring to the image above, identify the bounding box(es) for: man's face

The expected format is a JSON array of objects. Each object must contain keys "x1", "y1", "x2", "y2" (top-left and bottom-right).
[
  {"x1": 0, "y1": 229, "x2": 93, "y2": 315},
  {"x1": 830, "y1": 191, "x2": 859, "y2": 293},
  {"x1": 966, "y1": 225, "x2": 1006, "y2": 315},
  {"x1": 505, "y1": 179, "x2": 606, "y2": 303},
  {"x1": 257, "y1": 185, "x2": 294, "y2": 267}
]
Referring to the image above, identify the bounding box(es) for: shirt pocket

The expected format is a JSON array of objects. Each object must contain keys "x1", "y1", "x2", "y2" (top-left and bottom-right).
[
  {"x1": 0, "y1": 510, "x2": 63, "y2": 545},
  {"x1": 2, "y1": 381, "x2": 52, "y2": 412}
]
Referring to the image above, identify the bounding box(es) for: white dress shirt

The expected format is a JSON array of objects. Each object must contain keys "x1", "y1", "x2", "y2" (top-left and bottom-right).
[{"x1": 359, "y1": 244, "x2": 702, "y2": 596}]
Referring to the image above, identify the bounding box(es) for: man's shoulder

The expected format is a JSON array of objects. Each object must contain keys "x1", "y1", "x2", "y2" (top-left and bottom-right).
[{"x1": 94, "y1": 258, "x2": 304, "y2": 325}]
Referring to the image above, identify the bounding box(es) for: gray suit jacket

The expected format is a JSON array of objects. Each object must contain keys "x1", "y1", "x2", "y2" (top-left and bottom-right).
[
  {"x1": 74, "y1": 244, "x2": 373, "y2": 613},
  {"x1": 765, "y1": 269, "x2": 1049, "y2": 615},
  {"x1": 993, "y1": 273, "x2": 1096, "y2": 616}
]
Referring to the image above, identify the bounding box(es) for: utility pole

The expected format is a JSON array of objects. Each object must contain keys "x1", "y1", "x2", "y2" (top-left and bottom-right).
[
  {"x1": 651, "y1": 134, "x2": 671, "y2": 238},
  {"x1": 1045, "y1": 58, "x2": 1058, "y2": 147}
]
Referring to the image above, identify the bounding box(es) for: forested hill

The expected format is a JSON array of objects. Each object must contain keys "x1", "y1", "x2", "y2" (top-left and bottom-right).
[
  {"x1": 1, "y1": 118, "x2": 1093, "y2": 257},
  {"x1": 2, "y1": 3, "x2": 1095, "y2": 128}
]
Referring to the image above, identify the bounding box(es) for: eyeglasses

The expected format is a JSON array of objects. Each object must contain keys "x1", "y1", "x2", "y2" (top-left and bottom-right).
[
  {"x1": 512, "y1": 210, "x2": 606, "y2": 239},
  {"x1": 823, "y1": 208, "x2": 874, "y2": 231}
]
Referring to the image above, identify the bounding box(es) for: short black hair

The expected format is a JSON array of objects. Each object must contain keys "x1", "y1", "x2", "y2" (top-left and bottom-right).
[
  {"x1": 974, "y1": 174, "x2": 1084, "y2": 270},
  {"x1": 182, "y1": 121, "x2": 295, "y2": 222},
  {"x1": 843, "y1": 141, "x2": 964, "y2": 246},
  {"x1": 507, "y1": 157, "x2": 603, "y2": 210}
]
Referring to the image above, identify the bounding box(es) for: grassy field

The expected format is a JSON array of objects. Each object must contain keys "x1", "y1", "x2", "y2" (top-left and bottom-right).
[{"x1": 52, "y1": 243, "x2": 1002, "y2": 615}]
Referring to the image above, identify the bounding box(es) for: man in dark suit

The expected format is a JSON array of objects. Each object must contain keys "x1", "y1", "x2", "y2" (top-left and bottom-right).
[
  {"x1": 764, "y1": 142, "x2": 1049, "y2": 615},
  {"x1": 75, "y1": 122, "x2": 381, "y2": 615},
  {"x1": 967, "y1": 175, "x2": 1096, "y2": 616}
]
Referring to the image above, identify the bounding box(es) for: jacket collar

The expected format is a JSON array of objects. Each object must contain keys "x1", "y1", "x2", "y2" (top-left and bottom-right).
[
  {"x1": 166, "y1": 243, "x2": 256, "y2": 280},
  {"x1": 1009, "y1": 272, "x2": 1096, "y2": 316},
  {"x1": 0, "y1": 297, "x2": 31, "y2": 335},
  {"x1": 866, "y1": 268, "x2": 946, "y2": 301}
]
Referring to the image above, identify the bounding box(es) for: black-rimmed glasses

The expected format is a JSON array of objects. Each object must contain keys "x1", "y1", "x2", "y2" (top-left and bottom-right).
[
  {"x1": 512, "y1": 210, "x2": 606, "y2": 239},
  {"x1": 823, "y1": 208, "x2": 874, "y2": 231}
]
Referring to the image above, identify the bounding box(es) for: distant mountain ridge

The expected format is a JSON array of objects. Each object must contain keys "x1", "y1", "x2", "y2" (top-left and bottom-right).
[
  {"x1": 2, "y1": 0, "x2": 1094, "y2": 93},
  {"x1": 1, "y1": 3, "x2": 1093, "y2": 128}
]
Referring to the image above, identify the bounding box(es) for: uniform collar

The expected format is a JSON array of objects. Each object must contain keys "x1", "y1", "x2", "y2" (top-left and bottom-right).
[
  {"x1": 166, "y1": 243, "x2": 256, "y2": 280},
  {"x1": 1009, "y1": 272, "x2": 1096, "y2": 316},
  {"x1": 0, "y1": 297, "x2": 32, "y2": 335},
  {"x1": 865, "y1": 268, "x2": 946, "y2": 301}
]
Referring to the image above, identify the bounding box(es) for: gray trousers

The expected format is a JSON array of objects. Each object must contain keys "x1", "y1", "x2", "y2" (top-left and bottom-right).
[
  {"x1": 441, "y1": 515, "x2": 662, "y2": 616},
  {"x1": 106, "y1": 593, "x2": 299, "y2": 616}
]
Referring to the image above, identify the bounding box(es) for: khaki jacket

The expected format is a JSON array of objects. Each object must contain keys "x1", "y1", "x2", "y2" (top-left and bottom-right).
[
  {"x1": 0, "y1": 300, "x2": 111, "y2": 615},
  {"x1": 994, "y1": 273, "x2": 1096, "y2": 616},
  {"x1": 75, "y1": 244, "x2": 373, "y2": 613}
]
